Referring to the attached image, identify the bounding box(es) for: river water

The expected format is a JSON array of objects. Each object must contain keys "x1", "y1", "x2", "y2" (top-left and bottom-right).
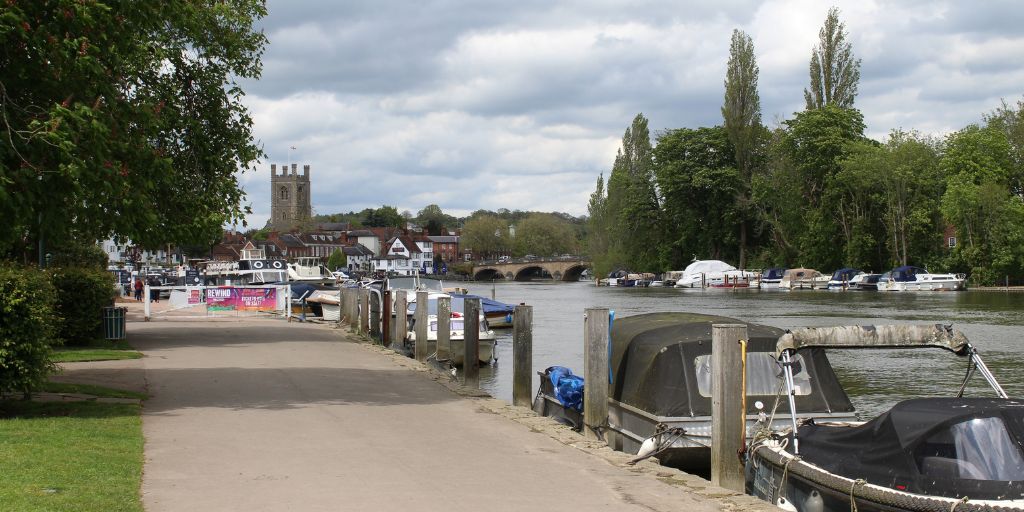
[{"x1": 454, "y1": 281, "x2": 1024, "y2": 419}]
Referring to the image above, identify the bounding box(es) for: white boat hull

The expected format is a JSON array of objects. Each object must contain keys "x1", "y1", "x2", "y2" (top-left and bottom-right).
[{"x1": 878, "y1": 274, "x2": 966, "y2": 291}]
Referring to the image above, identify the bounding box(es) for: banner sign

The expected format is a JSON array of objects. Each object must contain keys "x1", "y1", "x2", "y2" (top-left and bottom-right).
[
  {"x1": 188, "y1": 289, "x2": 203, "y2": 305},
  {"x1": 207, "y1": 287, "x2": 277, "y2": 311}
]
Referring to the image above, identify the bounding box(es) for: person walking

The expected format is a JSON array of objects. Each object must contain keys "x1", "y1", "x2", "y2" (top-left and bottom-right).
[{"x1": 134, "y1": 277, "x2": 144, "y2": 301}]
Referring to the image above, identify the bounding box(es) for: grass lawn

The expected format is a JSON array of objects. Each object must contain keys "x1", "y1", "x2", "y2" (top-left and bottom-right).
[
  {"x1": 52, "y1": 339, "x2": 142, "y2": 363},
  {"x1": 0, "y1": 400, "x2": 143, "y2": 511},
  {"x1": 38, "y1": 382, "x2": 147, "y2": 401}
]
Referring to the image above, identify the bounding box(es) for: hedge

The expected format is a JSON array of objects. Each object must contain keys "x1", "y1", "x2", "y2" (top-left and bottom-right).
[
  {"x1": 0, "y1": 264, "x2": 59, "y2": 396},
  {"x1": 49, "y1": 266, "x2": 117, "y2": 346}
]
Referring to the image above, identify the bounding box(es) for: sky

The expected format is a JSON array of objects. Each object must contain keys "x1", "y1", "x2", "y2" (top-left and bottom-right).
[{"x1": 236, "y1": 0, "x2": 1024, "y2": 229}]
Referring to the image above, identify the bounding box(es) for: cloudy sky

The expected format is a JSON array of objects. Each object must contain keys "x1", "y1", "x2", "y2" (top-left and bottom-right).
[{"x1": 236, "y1": 0, "x2": 1024, "y2": 228}]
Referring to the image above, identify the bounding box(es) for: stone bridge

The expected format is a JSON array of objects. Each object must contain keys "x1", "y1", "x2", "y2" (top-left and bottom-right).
[{"x1": 472, "y1": 258, "x2": 591, "y2": 282}]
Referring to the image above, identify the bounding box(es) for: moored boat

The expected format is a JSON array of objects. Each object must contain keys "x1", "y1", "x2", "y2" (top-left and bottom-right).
[
  {"x1": 451, "y1": 293, "x2": 515, "y2": 328},
  {"x1": 877, "y1": 265, "x2": 966, "y2": 291},
  {"x1": 760, "y1": 267, "x2": 786, "y2": 286},
  {"x1": 532, "y1": 312, "x2": 857, "y2": 473},
  {"x1": 778, "y1": 268, "x2": 829, "y2": 289},
  {"x1": 673, "y1": 260, "x2": 758, "y2": 288},
  {"x1": 746, "y1": 324, "x2": 1018, "y2": 512},
  {"x1": 405, "y1": 292, "x2": 497, "y2": 365},
  {"x1": 826, "y1": 267, "x2": 864, "y2": 290}
]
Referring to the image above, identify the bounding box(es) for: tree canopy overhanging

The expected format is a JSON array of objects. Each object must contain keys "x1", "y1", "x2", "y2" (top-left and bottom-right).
[{"x1": 0, "y1": 1, "x2": 268, "y2": 260}]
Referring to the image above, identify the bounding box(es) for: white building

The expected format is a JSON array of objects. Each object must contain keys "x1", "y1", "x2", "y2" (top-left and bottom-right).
[
  {"x1": 100, "y1": 238, "x2": 182, "y2": 267},
  {"x1": 371, "y1": 235, "x2": 433, "y2": 275}
]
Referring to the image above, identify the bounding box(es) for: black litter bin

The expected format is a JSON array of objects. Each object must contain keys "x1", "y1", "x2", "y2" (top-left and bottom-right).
[{"x1": 103, "y1": 306, "x2": 127, "y2": 340}]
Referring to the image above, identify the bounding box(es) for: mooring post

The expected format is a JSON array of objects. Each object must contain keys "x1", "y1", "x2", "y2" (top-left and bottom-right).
[
  {"x1": 463, "y1": 297, "x2": 481, "y2": 388},
  {"x1": 436, "y1": 295, "x2": 451, "y2": 361},
  {"x1": 394, "y1": 290, "x2": 407, "y2": 350},
  {"x1": 414, "y1": 290, "x2": 428, "y2": 361},
  {"x1": 711, "y1": 323, "x2": 747, "y2": 492},
  {"x1": 144, "y1": 284, "x2": 151, "y2": 321},
  {"x1": 348, "y1": 289, "x2": 359, "y2": 332},
  {"x1": 359, "y1": 288, "x2": 370, "y2": 335},
  {"x1": 583, "y1": 307, "x2": 610, "y2": 442},
  {"x1": 512, "y1": 304, "x2": 533, "y2": 408},
  {"x1": 382, "y1": 290, "x2": 391, "y2": 346}
]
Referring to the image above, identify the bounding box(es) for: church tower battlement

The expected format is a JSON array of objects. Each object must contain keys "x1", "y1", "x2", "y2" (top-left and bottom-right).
[{"x1": 270, "y1": 163, "x2": 312, "y2": 231}]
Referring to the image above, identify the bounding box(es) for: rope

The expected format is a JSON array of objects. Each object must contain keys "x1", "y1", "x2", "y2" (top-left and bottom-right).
[
  {"x1": 773, "y1": 455, "x2": 801, "y2": 505},
  {"x1": 849, "y1": 478, "x2": 866, "y2": 512},
  {"x1": 949, "y1": 496, "x2": 969, "y2": 512}
]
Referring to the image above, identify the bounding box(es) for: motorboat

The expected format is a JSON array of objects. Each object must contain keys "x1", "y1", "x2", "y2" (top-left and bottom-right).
[
  {"x1": 451, "y1": 293, "x2": 515, "y2": 328},
  {"x1": 825, "y1": 268, "x2": 865, "y2": 290},
  {"x1": 673, "y1": 260, "x2": 758, "y2": 288},
  {"x1": 760, "y1": 268, "x2": 786, "y2": 287},
  {"x1": 201, "y1": 242, "x2": 287, "y2": 285},
  {"x1": 532, "y1": 312, "x2": 857, "y2": 473},
  {"x1": 851, "y1": 273, "x2": 881, "y2": 290},
  {"x1": 287, "y1": 256, "x2": 334, "y2": 283},
  {"x1": 877, "y1": 265, "x2": 966, "y2": 291},
  {"x1": 746, "y1": 324, "x2": 1019, "y2": 512},
  {"x1": 405, "y1": 292, "x2": 497, "y2": 365},
  {"x1": 778, "y1": 268, "x2": 829, "y2": 289}
]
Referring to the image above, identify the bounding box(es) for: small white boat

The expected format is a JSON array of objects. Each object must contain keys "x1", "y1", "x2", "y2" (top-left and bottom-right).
[
  {"x1": 826, "y1": 267, "x2": 865, "y2": 290},
  {"x1": 778, "y1": 268, "x2": 829, "y2": 289},
  {"x1": 673, "y1": 260, "x2": 757, "y2": 288},
  {"x1": 405, "y1": 292, "x2": 496, "y2": 365},
  {"x1": 877, "y1": 266, "x2": 966, "y2": 291},
  {"x1": 202, "y1": 242, "x2": 287, "y2": 285},
  {"x1": 288, "y1": 256, "x2": 334, "y2": 282}
]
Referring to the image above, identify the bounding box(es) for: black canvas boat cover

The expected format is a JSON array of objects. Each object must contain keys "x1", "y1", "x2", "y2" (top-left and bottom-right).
[
  {"x1": 794, "y1": 397, "x2": 1024, "y2": 499},
  {"x1": 609, "y1": 313, "x2": 853, "y2": 418}
]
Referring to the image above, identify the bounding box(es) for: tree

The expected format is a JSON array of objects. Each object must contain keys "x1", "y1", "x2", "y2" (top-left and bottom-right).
[
  {"x1": 460, "y1": 214, "x2": 509, "y2": 259},
  {"x1": 0, "y1": 1, "x2": 268, "y2": 261},
  {"x1": 722, "y1": 29, "x2": 763, "y2": 268},
  {"x1": 985, "y1": 98, "x2": 1024, "y2": 197},
  {"x1": 603, "y1": 114, "x2": 662, "y2": 272},
  {"x1": 512, "y1": 213, "x2": 576, "y2": 257},
  {"x1": 654, "y1": 127, "x2": 741, "y2": 268},
  {"x1": 804, "y1": 7, "x2": 862, "y2": 110},
  {"x1": 326, "y1": 248, "x2": 347, "y2": 271},
  {"x1": 416, "y1": 204, "x2": 457, "y2": 235},
  {"x1": 363, "y1": 206, "x2": 404, "y2": 228}
]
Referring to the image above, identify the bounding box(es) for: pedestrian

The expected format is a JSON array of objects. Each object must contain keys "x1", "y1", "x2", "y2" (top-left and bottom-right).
[
  {"x1": 148, "y1": 276, "x2": 160, "y2": 302},
  {"x1": 134, "y1": 277, "x2": 144, "y2": 301}
]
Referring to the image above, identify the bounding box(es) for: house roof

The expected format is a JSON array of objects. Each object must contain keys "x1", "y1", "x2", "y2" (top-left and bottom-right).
[
  {"x1": 342, "y1": 243, "x2": 374, "y2": 257},
  {"x1": 389, "y1": 235, "x2": 422, "y2": 254},
  {"x1": 348, "y1": 229, "x2": 376, "y2": 237},
  {"x1": 427, "y1": 235, "x2": 459, "y2": 243}
]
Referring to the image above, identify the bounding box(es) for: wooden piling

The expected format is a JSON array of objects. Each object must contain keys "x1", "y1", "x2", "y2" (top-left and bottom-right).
[
  {"x1": 381, "y1": 290, "x2": 391, "y2": 347},
  {"x1": 414, "y1": 290, "x2": 429, "y2": 361},
  {"x1": 710, "y1": 323, "x2": 747, "y2": 492},
  {"x1": 436, "y1": 295, "x2": 451, "y2": 361},
  {"x1": 512, "y1": 304, "x2": 533, "y2": 408},
  {"x1": 359, "y1": 288, "x2": 370, "y2": 334},
  {"x1": 583, "y1": 307, "x2": 610, "y2": 442},
  {"x1": 370, "y1": 290, "x2": 381, "y2": 339},
  {"x1": 348, "y1": 289, "x2": 359, "y2": 332},
  {"x1": 463, "y1": 297, "x2": 480, "y2": 388},
  {"x1": 394, "y1": 290, "x2": 407, "y2": 350}
]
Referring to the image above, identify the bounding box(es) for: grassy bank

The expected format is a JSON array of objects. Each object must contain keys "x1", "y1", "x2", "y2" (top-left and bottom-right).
[
  {"x1": 51, "y1": 339, "x2": 142, "y2": 363},
  {"x1": 0, "y1": 400, "x2": 143, "y2": 511}
]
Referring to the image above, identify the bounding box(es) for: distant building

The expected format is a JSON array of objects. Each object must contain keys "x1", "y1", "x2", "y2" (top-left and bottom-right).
[{"x1": 270, "y1": 163, "x2": 312, "y2": 231}]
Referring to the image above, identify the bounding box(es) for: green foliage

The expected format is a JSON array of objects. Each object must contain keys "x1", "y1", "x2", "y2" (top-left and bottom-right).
[
  {"x1": 49, "y1": 267, "x2": 116, "y2": 346},
  {"x1": 363, "y1": 206, "x2": 405, "y2": 228},
  {"x1": 804, "y1": 7, "x2": 861, "y2": 110},
  {"x1": 326, "y1": 248, "x2": 347, "y2": 271},
  {"x1": 48, "y1": 240, "x2": 109, "y2": 270},
  {"x1": 460, "y1": 215, "x2": 509, "y2": 258},
  {"x1": 0, "y1": 1, "x2": 267, "y2": 260},
  {"x1": 416, "y1": 204, "x2": 457, "y2": 235},
  {"x1": 603, "y1": 114, "x2": 662, "y2": 272},
  {"x1": 0, "y1": 264, "x2": 58, "y2": 396},
  {"x1": 512, "y1": 213, "x2": 577, "y2": 257}
]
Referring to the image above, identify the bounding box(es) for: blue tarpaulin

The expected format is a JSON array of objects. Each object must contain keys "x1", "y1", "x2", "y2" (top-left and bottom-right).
[{"x1": 548, "y1": 366, "x2": 585, "y2": 412}]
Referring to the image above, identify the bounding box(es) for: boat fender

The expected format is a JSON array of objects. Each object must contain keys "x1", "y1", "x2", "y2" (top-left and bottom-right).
[
  {"x1": 775, "y1": 497, "x2": 797, "y2": 512},
  {"x1": 636, "y1": 436, "x2": 659, "y2": 459},
  {"x1": 803, "y1": 490, "x2": 823, "y2": 512}
]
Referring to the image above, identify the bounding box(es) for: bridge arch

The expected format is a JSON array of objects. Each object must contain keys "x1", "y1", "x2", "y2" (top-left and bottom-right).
[
  {"x1": 560, "y1": 264, "x2": 587, "y2": 282},
  {"x1": 472, "y1": 268, "x2": 505, "y2": 281},
  {"x1": 513, "y1": 266, "x2": 545, "y2": 281}
]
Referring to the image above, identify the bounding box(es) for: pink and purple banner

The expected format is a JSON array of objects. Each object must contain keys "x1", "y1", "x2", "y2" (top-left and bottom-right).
[{"x1": 207, "y1": 287, "x2": 277, "y2": 311}]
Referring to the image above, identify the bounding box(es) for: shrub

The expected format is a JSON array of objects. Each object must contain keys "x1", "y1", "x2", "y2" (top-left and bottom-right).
[
  {"x1": 49, "y1": 266, "x2": 116, "y2": 346},
  {"x1": 0, "y1": 263, "x2": 59, "y2": 396}
]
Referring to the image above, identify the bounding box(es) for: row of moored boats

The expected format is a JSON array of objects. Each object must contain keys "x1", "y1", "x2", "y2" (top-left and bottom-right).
[{"x1": 604, "y1": 260, "x2": 967, "y2": 291}]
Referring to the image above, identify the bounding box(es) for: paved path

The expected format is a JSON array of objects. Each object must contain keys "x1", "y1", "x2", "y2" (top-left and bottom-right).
[{"x1": 113, "y1": 313, "x2": 768, "y2": 511}]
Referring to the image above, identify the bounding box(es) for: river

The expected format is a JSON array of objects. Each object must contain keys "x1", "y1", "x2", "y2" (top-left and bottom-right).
[{"x1": 452, "y1": 281, "x2": 1024, "y2": 419}]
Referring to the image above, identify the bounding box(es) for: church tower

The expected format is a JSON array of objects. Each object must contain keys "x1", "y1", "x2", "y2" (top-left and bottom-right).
[{"x1": 270, "y1": 163, "x2": 312, "y2": 231}]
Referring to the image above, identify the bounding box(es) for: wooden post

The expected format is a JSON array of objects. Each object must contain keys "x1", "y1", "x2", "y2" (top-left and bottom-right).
[
  {"x1": 370, "y1": 290, "x2": 381, "y2": 339},
  {"x1": 414, "y1": 290, "x2": 429, "y2": 361},
  {"x1": 348, "y1": 289, "x2": 359, "y2": 332},
  {"x1": 359, "y1": 288, "x2": 370, "y2": 335},
  {"x1": 381, "y1": 290, "x2": 391, "y2": 347},
  {"x1": 394, "y1": 290, "x2": 407, "y2": 350},
  {"x1": 711, "y1": 323, "x2": 747, "y2": 492},
  {"x1": 463, "y1": 297, "x2": 480, "y2": 388},
  {"x1": 512, "y1": 304, "x2": 533, "y2": 408},
  {"x1": 583, "y1": 307, "x2": 610, "y2": 442},
  {"x1": 436, "y1": 295, "x2": 451, "y2": 361}
]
